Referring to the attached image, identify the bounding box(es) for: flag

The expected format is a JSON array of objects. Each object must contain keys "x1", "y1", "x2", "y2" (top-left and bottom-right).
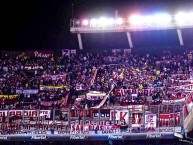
[{"x1": 90, "y1": 69, "x2": 98, "y2": 87}]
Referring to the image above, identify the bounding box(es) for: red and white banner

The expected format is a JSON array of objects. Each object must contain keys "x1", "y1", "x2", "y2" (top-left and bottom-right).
[
  {"x1": 41, "y1": 99, "x2": 63, "y2": 107},
  {"x1": 185, "y1": 96, "x2": 193, "y2": 113},
  {"x1": 110, "y1": 110, "x2": 129, "y2": 124},
  {"x1": 90, "y1": 69, "x2": 98, "y2": 87},
  {"x1": 91, "y1": 95, "x2": 109, "y2": 109},
  {"x1": 114, "y1": 88, "x2": 153, "y2": 96},
  {"x1": 91, "y1": 83, "x2": 116, "y2": 109},
  {"x1": 0, "y1": 110, "x2": 51, "y2": 118},
  {"x1": 159, "y1": 112, "x2": 181, "y2": 127},
  {"x1": 131, "y1": 113, "x2": 143, "y2": 127}
]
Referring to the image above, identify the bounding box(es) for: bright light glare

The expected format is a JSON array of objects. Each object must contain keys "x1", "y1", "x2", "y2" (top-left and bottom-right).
[
  {"x1": 98, "y1": 17, "x2": 108, "y2": 27},
  {"x1": 107, "y1": 18, "x2": 115, "y2": 25},
  {"x1": 143, "y1": 16, "x2": 154, "y2": 24},
  {"x1": 129, "y1": 15, "x2": 143, "y2": 25},
  {"x1": 90, "y1": 19, "x2": 98, "y2": 26},
  {"x1": 188, "y1": 12, "x2": 193, "y2": 24},
  {"x1": 154, "y1": 14, "x2": 172, "y2": 24},
  {"x1": 175, "y1": 12, "x2": 188, "y2": 25},
  {"x1": 116, "y1": 18, "x2": 123, "y2": 25},
  {"x1": 82, "y1": 19, "x2": 89, "y2": 25},
  {"x1": 98, "y1": 17, "x2": 115, "y2": 27}
]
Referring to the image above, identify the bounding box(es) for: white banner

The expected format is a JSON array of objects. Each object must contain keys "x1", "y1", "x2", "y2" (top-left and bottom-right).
[
  {"x1": 145, "y1": 114, "x2": 157, "y2": 131},
  {"x1": 62, "y1": 49, "x2": 76, "y2": 56},
  {"x1": 16, "y1": 89, "x2": 39, "y2": 94},
  {"x1": 86, "y1": 91, "x2": 106, "y2": 100}
]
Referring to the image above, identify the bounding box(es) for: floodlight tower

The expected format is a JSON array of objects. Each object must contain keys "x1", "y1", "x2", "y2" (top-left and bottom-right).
[{"x1": 70, "y1": 12, "x2": 193, "y2": 50}]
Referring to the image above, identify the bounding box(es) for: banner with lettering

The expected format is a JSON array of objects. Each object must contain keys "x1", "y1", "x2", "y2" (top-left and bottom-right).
[
  {"x1": 110, "y1": 110, "x2": 129, "y2": 124},
  {"x1": 114, "y1": 88, "x2": 154, "y2": 96},
  {"x1": 16, "y1": 89, "x2": 39, "y2": 94},
  {"x1": 62, "y1": 49, "x2": 76, "y2": 57},
  {"x1": 41, "y1": 99, "x2": 63, "y2": 107},
  {"x1": 159, "y1": 112, "x2": 181, "y2": 127},
  {"x1": 40, "y1": 85, "x2": 68, "y2": 90},
  {"x1": 86, "y1": 91, "x2": 106, "y2": 100},
  {"x1": 33, "y1": 50, "x2": 53, "y2": 58},
  {"x1": 0, "y1": 110, "x2": 51, "y2": 118},
  {"x1": 0, "y1": 95, "x2": 18, "y2": 99},
  {"x1": 24, "y1": 65, "x2": 44, "y2": 70},
  {"x1": 131, "y1": 113, "x2": 143, "y2": 127},
  {"x1": 145, "y1": 114, "x2": 157, "y2": 132}
]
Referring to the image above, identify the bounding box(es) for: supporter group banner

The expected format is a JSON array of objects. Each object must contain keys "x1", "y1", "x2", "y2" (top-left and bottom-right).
[
  {"x1": 41, "y1": 93, "x2": 69, "y2": 107},
  {"x1": 86, "y1": 91, "x2": 106, "y2": 100},
  {"x1": 0, "y1": 110, "x2": 51, "y2": 118},
  {"x1": 40, "y1": 85, "x2": 68, "y2": 90},
  {"x1": 16, "y1": 89, "x2": 39, "y2": 94},
  {"x1": 41, "y1": 99, "x2": 63, "y2": 107},
  {"x1": 114, "y1": 88, "x2": 154, "y2": 96},
  {"x1": 62, "y1": 49, "x2": 76, "y2": 57},
  {"x1": 162, "y1": 98, "x2": 185, "y2": 104},
  {"x1": 90, "y1": 69, "x2": 98, "y2": 87},
  {"x1": 0, "y1": 95, "x2": 18, "y2": 99},
  {"x1": 24, "y1": 65, "x2": 44, "y2": 70},
  {"x1": 33, "y1": 50, "x2": 54, "y2": 58},
  {"x1": 110, "y1": 110, "x2": 129, "y2": 124}
]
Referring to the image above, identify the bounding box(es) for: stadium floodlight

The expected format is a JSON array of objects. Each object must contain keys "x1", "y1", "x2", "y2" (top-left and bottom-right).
[
  {"x1": 116, "y1": 18, "x2": 124, "y2": 25},
  {"x1": 107, "y1": 18, "x2": 115, "y2": 26},
  {"x1": 175, "y1": 12, "x2": 189, "y2": 25},
  {"x1": 129, "y1": 15, "x2": 144, "y2": 25},
  {"x1": 98, "y1": 17, "x2": 114, "y2": 27},
  {"x1": 188, "y1": 12, "x2": 193, "y2": 24},
  {"x1": 90, "y1": 19, "x2": 98, "y2": 27},
  {"x1": 143, "y1": 15, "x2": 154, "y2": 24},
  {"x1": 98, "y1": 17, "x2": 107, "y2": 27},
  {"x1": 82, "y1": 19, "x2": 89, "y2": 26},
  {"x1": 154, "y1": 14, "x2": 172, "y2": 25}
]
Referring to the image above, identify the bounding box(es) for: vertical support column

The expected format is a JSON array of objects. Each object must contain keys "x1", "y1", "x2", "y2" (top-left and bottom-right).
[
  {"x1": 126, "y1": 32, "x2": 133, "y2": 48},
  {"x1": 98, "y1": 108, "x2": 100, "y2": 125},
  {"x1": 68, "y1": 109, "x2": 70, "y2": 126},
  {"x1": 177, "y1": 28, "x2": 184, "y2": 46},
  {"x1": 143, "y1": 106, "x2": 145, "y2": 125},
  {"x1": 77, "y1": 33, "x2": 83, "y2": 50},
  {"x1": 53, "y1": 107, "x2": 55, "y2": 124},
  {"x1": 158, "y1": 105, "x2": 160, "y2": 132},
  {"x1": 22, "y1": 109, "x2": 25, "y2": 124},
  {"x1": 128, "y1": 107, "x2": 130, "y2": 129},
  {"x1": 83, "y1": 109, "x2": 85, "y2": 125}
]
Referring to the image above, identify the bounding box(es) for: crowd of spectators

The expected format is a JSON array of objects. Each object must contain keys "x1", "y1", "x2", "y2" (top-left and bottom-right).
[{"x1": 0, "y1": 49, "x2": 193, "y2": 110}]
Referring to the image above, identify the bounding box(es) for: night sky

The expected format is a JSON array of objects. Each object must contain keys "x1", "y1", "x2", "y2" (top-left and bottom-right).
[{"x1": 1, "y1": 0, "x2": 193, "y2": 51}]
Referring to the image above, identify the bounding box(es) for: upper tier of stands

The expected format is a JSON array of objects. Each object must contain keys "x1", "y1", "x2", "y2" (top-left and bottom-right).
[{"x1": 0, "y1": 49, "x2": 193, "y2": 112}]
